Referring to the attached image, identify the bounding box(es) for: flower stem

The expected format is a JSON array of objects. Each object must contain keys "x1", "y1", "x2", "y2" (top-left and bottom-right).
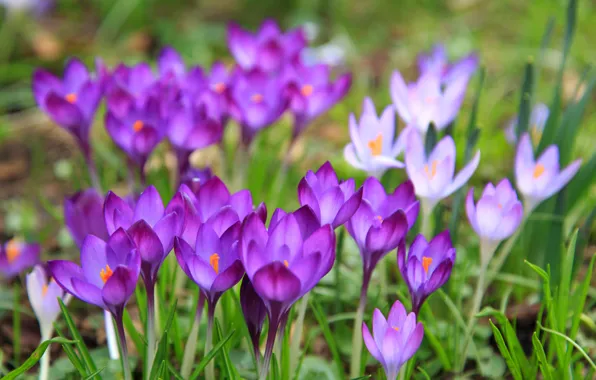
[
  {"x1": 350, "y1": 270, "x2": 372, "y2": 378},
  {"x1": 259, "y1": 316, "x2": 280, "y2": 380},
  {"x1": 181, "y1": 292, "x2": 205, "y2": 379},
  {"x1": 289, "y1": 293, "x2": 309, "y2": 373},
  {"x1": 104, "y1": 310, "x2": 120, "y2": 360},
  {"x1": 114, "y1": 311, "x2": 133, "y2": 380},
  {"x1": 420, "y1": 199, "x2": 435, "y2": 238},
  {"x1": 39, "y1": 332, "x2": 52, "y2": 380},
  {"x1": 145, "y1": 283, "x2": 156, "y2": 379},
  {"x1": 205, "y1": 302, "x2": 216, "y2": 380}
]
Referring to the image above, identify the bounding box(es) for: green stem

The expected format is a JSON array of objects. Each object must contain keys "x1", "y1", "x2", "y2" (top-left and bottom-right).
[
  {"x1": 104, "y1": 310, "x2": 120, "y2": 360},
  {"x1": 289, "y1": 293, "x2": 309, "y2": 373},
  {"x1": 13, "y1": 282, "x2": 20, "y2": 364},
  {"x1": 349, "y1": 271, "x2": 372, "y2": 378},
  {"x1": 145, "y1": 283, "x2": 156, "y2": 379},
  {"x1": 420, "y1": 199, "x2": 435, "y2": 239},
  {"x1": 181, "y1": 292, "x2": 205, "y2": 379},
  {"x1": 205, "y1": 304, "x2": 216, "y2": 380},
  {"x1": 39, "y1": 333, "x2": 51, "y2": 380},
  {"x1": 114, "y1": 311, "x2": 133, "y2": 380},
  {"x1": 398, "y1": 365, "x2": 406, "y2": 380}
]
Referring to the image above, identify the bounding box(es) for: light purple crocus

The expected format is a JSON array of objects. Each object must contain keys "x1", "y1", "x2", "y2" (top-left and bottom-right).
[
  {"x1": 391, "y1": 70, "x2": 469, "y2": 135},
  {"x1": 504, "y1": 103, "x2": 549, "y2": 145},
  {"x1": 466, "y1": 179, "x2": 523, "y2": 260},
  {"x1": 0, "y1": 240, "x2": 40, "y2": 279},
  {"x1": 26, "y1": 265, "x2": 67, "y2": 338},
  {"x1": 346, "y1": 178, "x2": 419, "y2": 283},
  {"x1": 229, "y1": 70, "x2": 288, "y2": 145},
  {"x1": 32, "y1": 58, "x2": 102, "y2": 157},
  {"x1": 282, "y1": 60, "x2": 352, "y2": 139},
  {"x1": 417, "y1": 43, "x2": 479, "y2": 85},
  {"x1": 227, "y1": 19, "x2": 306, "y2": 73},
  {"x1": 64, "y1": 188, "x2": 109, "y2": 248},
  {"x1": 405, "y1": 131, "x2": 480, "y2": 215},
  {"x1": 397, "y1": 231, "x2": 456, "y2": 314},
  {"x1": 515, "y1": 133, "x2": 582, "y2": 213},
  {"x1": 239, "y1": 212, "x2": 336, "y2": 376},
  {"x1": 343, "y1": 98, "x2": 409, "y2": 178},
  {"x1": 298, "y1": 161, "x2": 362, "y2": 229},
  {"x1": 362, "y1": 300, "x2": 424, "y2": 380}
]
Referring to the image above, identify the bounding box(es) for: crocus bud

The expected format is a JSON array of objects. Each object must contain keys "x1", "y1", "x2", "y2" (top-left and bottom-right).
[{"x1": 26, "y1": 265, "x2": 67, "y2": 338}]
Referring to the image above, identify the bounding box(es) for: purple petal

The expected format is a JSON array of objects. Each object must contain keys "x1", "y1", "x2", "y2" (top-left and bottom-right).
[
  {"x1": 543, "y1": 159, "x2": 582, "y2": 199},
  {"x1": 133, "y1": 186, "x2": 165, "y2": 227},
  {"x1": 332, "y1": 187, "x2": 363, "y2": 228},
  {"x1": 173, "y1": 237, "x2": 194, "y2": 279},
  {"x1": 47, "y1": 260, "x2": 84, "y2": 298},
  {"x1": 365, "y1": 210, "x2": 408, "y2": 254},
  {"x1": 229, "y1": 190, "x2": 254, "y2": 220},
  {"x1": 211, "y1": 260, "x2": 245, "y2": 293},
  {"x1": 443, "y1": 150, "x2": 480, "y2": 198},
  {"x1": 252, "y1": 261, "x2": 302, "y2": 303},
  {"x1": 390, "y1": 70, "x2": 411, "y2": 123},
  {"x1": 45, "y1": 92, "x2": 83, "y2": 129},
  {"x1": 292, "y1": 205, "x2": 321, "y2": 240},
  {"x1": 362, "y1": 323, "x2": 384, "y2": 364},
  {"x1": 102, "y1": 266, "x2": 138, "y2": 310},
  {"x1": 515, "y1": 133, "x2": 536, "y2": 195},
  {"x1": 71, "y1": 278, "x2": 105, "y2": 308},
  {"x1": 227, "y1": 22, "x2": 257, "y2": 69},
  {"x1": 128, "y1": 220, "x2": 165, "y2": 267},
  {"x1": 153, "y1": 212, "x2": 179, "y2": 253},
  {"x1": 104, "y1": 191, "x2": 134, "y2": 234},
  {"x1": 197, "y1": 177, "x2": 231, "y2": 220},
  {"x1": 80, "y1": 235, "x2": 109, "y2": 288},
  {"x1": 158, "y1": 46, "x2": 185, "y2": 77}
]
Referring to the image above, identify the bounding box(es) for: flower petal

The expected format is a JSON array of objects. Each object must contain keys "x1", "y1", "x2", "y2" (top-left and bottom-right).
[{"x1": 252, "y1": 261, "x2": 302, "y2": 303}]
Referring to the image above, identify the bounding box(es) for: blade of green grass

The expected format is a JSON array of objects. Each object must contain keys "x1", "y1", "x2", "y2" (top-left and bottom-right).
[
  {"x1": 489, "y1": 320, "x2": 523, "y2": 380},
  {"x1": 310, "y1": 296, "x2": 343, "y2": 378},
  {"x1": 215, "y1": 319, "x2": 238, "y2": 380},
  {"x1": 515, "y1": 59, "x2": 534, "y2": 142},
  {"x1": 539, "y1": 324, "x2": 596, "y2": 370},
  {"x1": 189, "y1": 328, "x2": 236, "y2": 380},
  {"x1": 149, "y1": 300, "x2": 178, "y2": 379},
  {"x1": 58, "y1": 298, "x2": 98, "y2": 376},
  {"x1": 532, "y1": 332, "x2": 553, "y2": 380},
  {"x1": 55, "y1": 325, "x2": 87, "y2": 377},
  {"x1": 2, "y1": 337, "x2": 75, "y2": 380}
]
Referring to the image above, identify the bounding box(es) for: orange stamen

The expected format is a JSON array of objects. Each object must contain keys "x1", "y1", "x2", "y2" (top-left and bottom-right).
[
  {"x1": 100, "y1": 264, "x2": 113, "y2": 283},
  {"x1": 251, "y1": 93, "x2": 263, "y2": 103},
  {"x1": 393, "y1": 326, "x2": 400, "y2": 332},
  {"x1": 424, "y1": 96, "x2": 437, "y2": 103},
  {"x1": 367, "y1": 134, "x2": 383, "y2": 156},
  {"x1": 210, "y1": 253, "x2": 220, "y2": 274},
  {"x1": 6, "y1": 240, "x2": 20, "y2": 263},
  {"x1": 213, "y1": 82, "x2": 226, "y2": 94},
  {"x1": 65, "y1": 93, "x2": 77, "y2": 104},
  {"x1": 422, "y1": 256, "x2": 433, "y2": 274},
  {"x1": 133, "y1": 120, "x2": 144, "y2": 132},
  {"x1": 283, "y1": 260, "x2": 289, "y2": 268},
  {"x1": 300, "y1": 84, "x2": 314, "y2": 97},
  {"x1": 424, "y1": 160, "x2": 438, "y2": 179},
  {"x1": 533, "y1": 163, "x2": 545, "y2": 179},
  {"x1": 375, "y1": 215, "x2": 383, "y2": 223},
  {"x1": 42, "y1": 284, "x2": 49, "y2": 297}
]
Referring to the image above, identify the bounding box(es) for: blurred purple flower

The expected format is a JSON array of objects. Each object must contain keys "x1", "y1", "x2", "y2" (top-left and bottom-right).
[
  {"x1": 405, "y1": 132, "x2": 480, "y2": 213},
  {"x1": 48, "y1": 231, "x2": 140, "y2": 317},
  {"x1": 391, "y1": 70, "x2": 469, "y2": 135},
  {"x1": 515, "y1": 133, "x2": 581, "y2": 212},
  {"x1": 180, "y1": 167, "x2": 214, "y2": 193},
  {"x1": 0, "y1": 239, "x2": 40, "y2": 279},
  {"x1": 417, "y1": 44, "x2": 479, "y2": 85},
  {"x1": 26, "y1": 265, "x2": 67, "y2": 337},
  {"x1": 106, "y1": 63, "x2": 157, "y2": 107},
  {"x1": 504, "y1": 103, "x2": 549, "y2": 145},
  {"x1": 227, "y1": 19, "x2": 306, "y2": 73},
  {"x1": 466, "y1": 179, "x2": 523, "y2": 259},
  {"x1": 397, "y1": 231, "x2": 456, "y2": 313},
  {"x1": 282, "y1": 60, "x2": 351, "y2": 139},
  {"x1": 64, "y1": 188, "x2": 109, "y2": 248},
  {"x1": 343, "y1": 98, "x2": 409, "y2": 178},
  {"x1": 229, "y1": 70, "x2": 288, "y2": 145},
  {"x1": 240, "y1": 275, "x2": 267, "y2": 362},
  {"x1": 362, "y1": 300, "x2": 424, "y2": 380},
  {"x1": 32, "y1": 58, "x2": 102, "y2": 156},
  {"x1": 298, "y1": 161, "x2": 362, "y2": 229}
]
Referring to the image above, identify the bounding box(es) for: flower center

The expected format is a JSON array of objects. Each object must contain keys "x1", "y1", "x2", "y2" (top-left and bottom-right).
[
  {"x1": 251, "y1": 93, "x2": 264, "y2": 103},
  {"x1": 367, "y1": 134, "x2": 383, "y2": 156},
  {"x1": 283, "y1": 260, "x2": 289, "y2": 267},
  {"x1": 424, "y1": 160, "x2": 438, "y2": 179},
  {"x1": 533, "y1": 163, "x2": 545, "y2": 179},
  {"x1": 100, "y1": 264, "x2": 113, "y2": 283},
  {"x1": 375, "y1": 215, "x2": 383, "y2": 223},
  {"x1": 301, "y1": 84, "x2": 314, "y2": 97},
  {"x1": 6, "y1": 240, "x2": 20, "y2": 263},
  {"x1": 424, "y1": 96, "x2": 437, "y2": 104},
  {"x1": 65, "y1": 93, "x2": 77, "y2": 104},
  {"x1": 213, "y1": 82, "x2": 226, "y2": 94},
  {"x1": 133, "y1": 120, "x2": 144, "y2": 132},
  {"x1": 210, "y1": 253, "x2": 220, "y2": 274},
  {"x1": 42, "y1": 284, "x2": 49, "y2": 297},
  {"x1": 422, "y1": 256, "x2": 433, "y2": 274},
  {"x1": 393, "y1": 326, "x2": 400, "y2": 332}
]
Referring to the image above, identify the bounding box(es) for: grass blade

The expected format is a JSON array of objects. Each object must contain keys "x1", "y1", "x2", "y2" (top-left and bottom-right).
[
  {"x1": 189, "y1": 328, "x2": 236, "y2": 380},
  {"x1": 58, "y1": 298, "x2": 98, "y2": 375},
  {"x1": 215, "y1": 319, "x2": 238, "y2": 379},
  {"x1": 150, "y1": 300, "x2": 178, "y2": 379},
  {"x1": 514, "y1": 59, "x2": 534, "y2": 142},
  {"x1": 532, "y1": 332, "x2": 553, "y2": 380},
  {"x1": 539, "y1": 324, "x2": 596, "y2": 370},
  {"x1": 123, "y1": 309, "x2": 144, "y2": 357},
  {"x1": 55, "y1": 325, "x2": 87, "y2": 376},
  {"x1": 309, "y1": 296, "x2": 343, "y2": 377},
  {"x1": 489, "y1": 320, "x2": 523, "y2": 380},
  {"x1": 2, "y1": 337, "x2": 75, "y2": 380},
  {"x1": 83, "y1": 367, "x2": 106, "y2": 380}
]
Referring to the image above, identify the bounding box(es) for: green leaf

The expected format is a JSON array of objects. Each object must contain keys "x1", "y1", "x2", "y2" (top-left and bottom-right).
[
  {"x1": 123, "y1": 309, "x2": 144, "y2": 357},
  {"x1": 514, "y1": 60, "x2": 534, "y2": 142},
  {"x1": 1, "y1": 337, "x2": 75, "y2": 380},
  {"x1": 424, "y1": 122, "x2": 437, "y2": 157},
  {"x1": 566, "y1": 148, "x2": 596, "y2": 211},
  {"x1": 150, "y1": 300, "x2": 178, "y2": 380},
  {"x1": 215, "y1": 319, "x2": 237, "y2": 380},
  {"x1": 557, "y1": 230, "x2": 577, "y2": 333},
  {"x1": 58, "y1": 298, "x2": 99, "y2": 375},
  {"x1": 489, "y1": 320, "x2": 523, "y2": 380},
  {"x1": 309, "y1": 296, "x2": 343, "y2": 378},
  {"x1": 297, "y1": 356, "x2": 337, "y2": 380},
  {"x1": 55, "y1": 325, "x2": 87, "y2": 376},
  {"x1": 83, "y1": 367, "x2": 106, "y2": 380},
  {"x1": 524, "y1": 260, "x2": 549, "y2": 282},
  {"x1": 539, "y1": 324, "x2": 596, "y2": 370},
  {"x1": 417, "y1": 366, "x2": 432, "y2": 380},
  {"x1": 532, "y1": 332, "x2": 552, "y2": 380},
  {"x1": 189, "y1": 328, "x2": 236, "y2": 380}
]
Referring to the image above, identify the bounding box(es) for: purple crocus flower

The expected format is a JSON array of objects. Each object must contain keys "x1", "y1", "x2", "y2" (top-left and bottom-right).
[
  {"x1": 504, "y1": 103, "x2": 549, "y2": 145},
  {"x1": 180, "y1": 167, "x2": 214, "y2": 193},
  {"x1": 466, "y1": 179, "x2": 524, "y2": 259},
  {"x1": 229, "y1": 70, "x2": 288, "y2": 145},
  {"x1": 0, "y1": 240, "x2": 40, "y2": 279},
  {"x1": 343, "y1": 98, "x2": 408, "y2": 178},
  {"x1": 106, "y1": 63, "x2": 158, "y2": 107},
  {"x1": 417, "y1": 43, "x2": 479, "y2": 85},
  {"x1": 282, "y1": 60, "x2": 352, "y2": 139},
  {"x1": 405, "y1": 131, "x2": 480, "y2": 214},
  {"x1": 346, "y1": 178, "x2": 418, "y2": 283},
  {"x1": 32, "y1": 58, "x2": 102, "y2": 157},
  {"x1": 391, "y1": 70, "x2": 469, "y2": 135},
  {"x1": 515, "y1": 133, "x2": 582, "y2": 213},
  {"x1": 397, "y1": 231, "x2": 456, "y2": 314},
  {"x1": 239, "y1": 212, "x2": 336, "y2": 376},
  {"x1": 26, "y1": 265, "x2": 67, "y2": 338},
  {"x1": 240, "y1": 275, "x2": 267, "y2": 362},
  {"x1": 362, "y1": 300, "x2": 424, "y2": 380},
  {"x1": 227, "y1": 19, "x2": 306, "y2": 73},
  {"x1": 64, "y1": 188, "x2": 109, "y2": 248},
  {"x1": 48, "y1": 230, "x2": 140, "y2": 317},
  {"x1": 297, "y1": 161, "x2": 362, "y2": 229}
]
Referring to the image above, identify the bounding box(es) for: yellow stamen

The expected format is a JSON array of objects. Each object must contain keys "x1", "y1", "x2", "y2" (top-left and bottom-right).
[
  {"x1": 375, "y1": 215, "x2": 383, "y2": 223},
  {"x1": 100, "y1": 264, "x2": 113, "y2": 283},
  {"x1": 530, "y1": 125, "x2": 542, "y2": 142},
  {"x1": 132, "y1": 120, "x2": 144, "y2": 132},
  {"x1": 422, "y1": 256, "x2": 433, "y2": 274},
  {"x1": 6, "y1": 240, "x2": 20, "y2": 263},
  {"x1": 424, "y1": 160, "x2": 438, "y2": 179},
  {"x1": 251, "y1": 93, "x2": 263, "y2": 103},
  {"x1": 393, "y1": 327, "x2": 400, "y2": 332},
  {"x1": 42, "y1": 284, "x2": 49, "y2": 297},
  {"x1": 65, "y1": 93, "x2": 77, "y2": 104},
  {"x1": 210, "y1": 253, "x2": 220, "y2": 274},
  {"x1": 533, "y1": 163, "x2": 545, "y2": 179},
  {"x1": 283, "y1": 260, "x2": 289, "y2": 268},
  {"x1": 367, "y1": 134, "x2": 383, "y2": 156},
  {"x1": 213, "y1": 82, "x2": 226, "y2": 94},
  {"x1": 301, "y1": 84, "x2": 314, "y2": 97}
]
